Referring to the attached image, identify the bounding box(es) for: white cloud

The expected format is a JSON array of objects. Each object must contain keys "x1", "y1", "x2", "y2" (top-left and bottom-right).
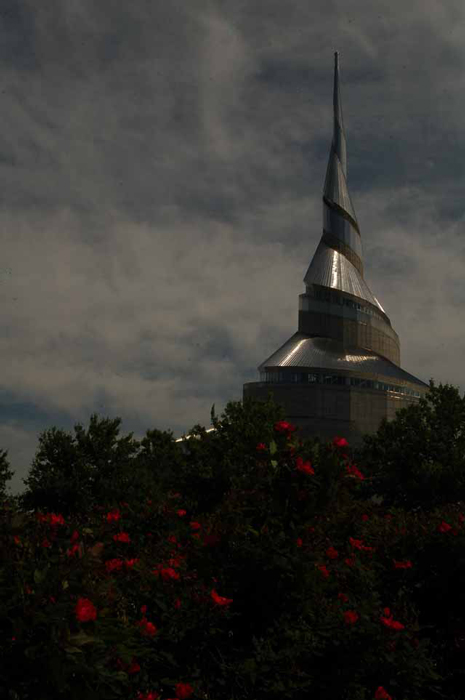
[{"x1": 1, "y1": 0, "x2": 464, "y2": 494}]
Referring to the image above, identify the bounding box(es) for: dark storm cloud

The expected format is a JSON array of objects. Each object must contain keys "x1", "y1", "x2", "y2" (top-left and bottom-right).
[{"x1": 0, "y1": 0, "x2": 464, "y2": 495}]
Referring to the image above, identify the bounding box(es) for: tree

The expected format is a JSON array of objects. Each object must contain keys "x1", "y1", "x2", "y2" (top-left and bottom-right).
[
  {"x1": 0, "y1": 447, "x2": 14, "y2": 505},
  {"x1": 17, "y1": 414, "x2": 178, "y2": 517},
  {"x1": 353, "y1": 379, "x2": 465, "y2": 513},
  {"x1": 161, "y1": 393, "x2": 323, "y2": 517}
]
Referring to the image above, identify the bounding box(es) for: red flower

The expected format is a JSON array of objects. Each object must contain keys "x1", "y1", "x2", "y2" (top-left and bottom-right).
[
  {"x1": 361, "y1": 514, "x2": 369, "y2": 521},
  {"x1": 70, "y1": 529, "x2": 80, "y2": 542},
  {"x1": 177, "y1": 509, "x2": 187, "y2": 517},
  {"x1": 67, "y1": 543, "x2": 82, "y2": 558},
  {"x1": 166, "y1": 556, "x2": 184, "y2": 568},
  {"x1": 49, "y1": 513, "x2": 65, "y2": 526},
  {"x1": 106, "y1": 509, "x2": 121, "y2": 523},
  {"x1": 344, "y1": 610, "x2": 359, "y2": 625},
  {"x1": 349, "y1": 537, "x2": 375, "y2": 553},
  {"x1": 333, "y1": 436, "x2": 349, "y2": 447},
  {"x1": 326, "y1": 546, "x2": 339, "y2": 559},
  {"x1": 345, "y1": 557, "x2": 355, "y2": 567},
  {"x1": 346, "y1": 464, "x2": 364, "y2": 480},
  {"x1": 317, "y1": 564, "x2": 330, "y2": 578},
  {"x1": 338, "y1": 592, "x2": 349, "y2": 603},
  {"x1": 137, "y1": 618, "x2": 158, "y2": 637},
  {"x1": 42, "y1": 538, "x2": 51, "y2": 548},
  {"x1": 438, "y1": 520, "x2": 452, "y2": 533},
  {"x1": 296, "y1": 537, "x2": 303, "y2": 547},
  {"x1": 380, "y1": 608, "x2": 405, "y2": 630},
  {"x1": 211, "y1": 589, "x2": 233, "y2": 606},
  {"x1": 203, "y1": 532, "x2": 221, "y2": 546},
  {"x1": 113, "y1": 532, "x2": 130, "y2": 543},
  {"x1": 189, "y1": 521, "x2": 202, "y2": 531},
  {"x1": 105, "y1": 558, "x2": 124, "y2": 573},
  {"x1": 13, "y1": 535, "x2": 20, "y2": 545},
  {"x1": 140, "y1": 605, "x2": 147, "y2": 614},
  {"x1": 125, "y1": 558, "x2": 140, "y2": 569},
  {"x1": 274, "y1": 420, "x2": 297, "y2": 434},
  {"x1": 75, "y1": 597, "x2": 97, "y2": 622},
  {"x1": 152, "y1": 566, "x2": 180, "y2": 581},
  {"x1": 375, "y1": 687, "x2": 392, "y2": 700},
  {"x1": 175, "y1": 682, "x2": 194, "y2": 699},
  {"x1": 256, "y1": 443, "x2": 267, "y2": 451},
  {"x1": 174, "y1": 598, "x2": 182, "y2": 609},
  {"x1": 127, "y1": 659, "x2": 141, "y2": 674},
  {"x1": 295, "y1": 456, "x2": 315, "y2": 475},
  {"x1": 393, "y1": 559, "x2": 412, "y2": 569},
  {"x1": 138, "y1": 692, "x2": 159, "y2": 700}
]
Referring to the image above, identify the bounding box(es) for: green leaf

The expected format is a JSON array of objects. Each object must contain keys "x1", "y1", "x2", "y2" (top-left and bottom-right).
[
  {"x1": 64, "y1": 645, "x2": 84, "y2": 655},
  {"x1": 81, "y1": 528, "x2": 94, "y2": 535},
  {"x1": 270, "y1": 440, "x2": 277, "y2": 455},
  {"x1": 271, "y1": 460, "x2": 278, "y2": 469},
  {"x1": 68, "y1": 631, "x2": 96, "y2": 647},
  {"x1": 62, "y1": 579, "x2": 69, "y2": 590},
  {"x1": 33, "y1": 568, "x2": 47, "y2": 584},
  {"x1": 241, "y1": 658, "x2": 257, "y2": 673},
  {"x1": 154, "y1": 596, "x2": 168, "y2": 613}
]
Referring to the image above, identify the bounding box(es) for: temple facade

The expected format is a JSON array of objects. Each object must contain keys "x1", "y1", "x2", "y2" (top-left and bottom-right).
[{"x1": 243, "y1": 53, "x2": 430, "y2": 447}]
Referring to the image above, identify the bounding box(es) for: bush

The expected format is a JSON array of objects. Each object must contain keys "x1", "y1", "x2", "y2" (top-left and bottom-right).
[{"x1": 2, "y1": 387, "x2": 465, "y2": 698}]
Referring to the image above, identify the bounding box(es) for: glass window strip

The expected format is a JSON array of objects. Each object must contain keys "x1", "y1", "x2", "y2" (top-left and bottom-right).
[{"x1": 260, "y1": 370, "x2": 421, "y2": 397}]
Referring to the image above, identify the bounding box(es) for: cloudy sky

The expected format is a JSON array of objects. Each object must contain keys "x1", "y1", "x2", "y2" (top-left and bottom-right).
[{"x1": 1, "y1": 0, "x2": 464, "y2": 496}]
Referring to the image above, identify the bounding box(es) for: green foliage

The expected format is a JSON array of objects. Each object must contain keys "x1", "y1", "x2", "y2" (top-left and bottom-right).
[
  {"x1": 4, "y1": 384, "x2": 465, "y2": 698},
  {"x1": 17, "y1": 414, "x2": 184, "y2": 519},
  {"x1": 165, "y1": 393, "x2": 324, "y2": 518},
  {"x1": 353, "y1": 379, "x2": 465, "y2": 513},
  {"x1": 0, "y1": 446, "x2": 14, "y2": 504}
]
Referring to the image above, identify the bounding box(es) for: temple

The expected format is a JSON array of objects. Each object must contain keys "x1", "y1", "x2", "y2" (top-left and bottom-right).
[{"x1": 242, "y1": 52, "x2": 429, "y2": 446}]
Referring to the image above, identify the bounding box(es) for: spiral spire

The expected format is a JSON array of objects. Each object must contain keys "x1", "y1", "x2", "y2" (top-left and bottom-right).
[{"x1": 322, "y1": 51, "x2": 361, "y2": 254}]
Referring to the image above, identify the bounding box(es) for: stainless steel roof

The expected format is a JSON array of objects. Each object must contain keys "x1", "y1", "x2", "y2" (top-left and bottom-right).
[
  {"x1": 322, "y1": 53, "x2": 360, "y2": 235},
  {"x1": 303, "y1": 240, "x2": 385, "y2": 312},
  {"x1": 175, "y1": 427, "x2": 216, "y2": 444},
  {"x1": 258, "y1": 332, "x2": 429, "y2": 388},
  {"x1": 323, "y1": 200, "x2": 363, "y2": 259},
  {"x1": 323, "y1": 155, "x2": 359, "y2": 230},
  {"x1": 303, "y1": 53, "x2": 388, "y2": 319}
]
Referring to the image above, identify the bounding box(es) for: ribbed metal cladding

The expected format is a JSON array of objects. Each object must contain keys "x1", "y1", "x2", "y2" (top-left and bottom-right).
[
  {"x1": 303, "y1": 240, "x2": 383, "y2": 310},
  {"x1": 242, "y1": 52, "x2": 429, "y2": 445},
  {"x1": 320, "y1": 52, "x2": 361, "y2": 251},
  {"x1": 258, "y1": 333, "x2": 429, "y2": 389}
]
